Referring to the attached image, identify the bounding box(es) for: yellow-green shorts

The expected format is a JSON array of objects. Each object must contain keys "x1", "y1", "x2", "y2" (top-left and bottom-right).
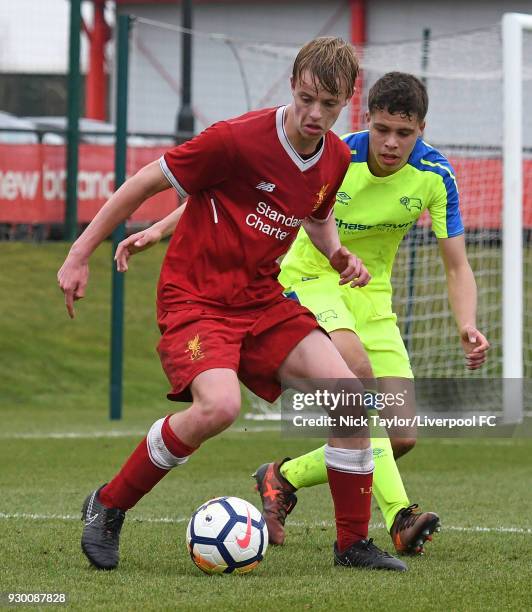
[{"x1": 284, "y1": 274, "x2": 413, "y2": 379}]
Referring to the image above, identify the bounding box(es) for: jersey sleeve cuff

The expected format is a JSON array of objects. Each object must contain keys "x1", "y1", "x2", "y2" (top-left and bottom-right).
[
  {"x1": 308, "y1": 208, "x2": 333, "y2": 224},
  {"x1": 159, "y1": 156, "x2": 189, "y2": 198},
  {"x1": 435, "y1": 228, "x2": 465, "y2": 239}
]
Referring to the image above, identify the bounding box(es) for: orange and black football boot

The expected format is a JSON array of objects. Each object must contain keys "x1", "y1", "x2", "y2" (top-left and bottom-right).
[
  {"x1": 253, "y1": 459, "x2": 297, "y2": 545},
  {"x1": 390, "y1": 504, "x2": 441, "y2": 555}
]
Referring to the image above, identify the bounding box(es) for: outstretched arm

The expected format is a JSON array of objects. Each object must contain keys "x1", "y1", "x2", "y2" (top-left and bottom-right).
[
  {"x1": 438, "y1": 235, "x2": 490, "y2": 369},
  {"x1": 114, "y1": 202, "x2": 187, "y2": 272},
  {"x1": 57, "y1": 160, "x2": 170, "y2": 318},
  {"x1": 303, "y1": 215, "x2": 370, "y2": 287}
]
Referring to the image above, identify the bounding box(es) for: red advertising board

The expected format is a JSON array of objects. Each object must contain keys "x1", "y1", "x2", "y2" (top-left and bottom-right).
[
  {"x1": 0, "y1": 144, "x2": 180, "y2": 224},
  {"x1": 0, "y1": 143, "x2": 531, "y2": 228}
]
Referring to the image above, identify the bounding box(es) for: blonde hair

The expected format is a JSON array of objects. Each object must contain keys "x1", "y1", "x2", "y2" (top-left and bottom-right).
[{"x1": 292, "y1": 36, "x2": 359, "y2": 97}]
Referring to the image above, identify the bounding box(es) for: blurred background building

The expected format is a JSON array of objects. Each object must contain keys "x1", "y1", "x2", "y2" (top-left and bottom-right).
[{"x1": 1, "y1": 0, "x2": 531, "y2": 141}]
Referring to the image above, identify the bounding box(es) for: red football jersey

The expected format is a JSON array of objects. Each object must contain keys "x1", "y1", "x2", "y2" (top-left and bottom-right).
[{"x1": 157, "y1": 106, "x2": 350, "y2": 311}]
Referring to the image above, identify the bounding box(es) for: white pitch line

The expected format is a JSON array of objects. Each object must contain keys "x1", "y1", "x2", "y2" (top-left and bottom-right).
[
  {"x1": 2, "y1": 427, "x2": 530, "y2": 441},
  {"x1": 0, "y1": 512, "x2": 530, "y2": 534},
  {"x1": 290, "y1": 521, "x2": 532, "y2": 535},
  {"x1": 0, "y1": 512, "x2": 187, "y2": 524},
  {"x1": 0, "y1": 426, "x2": 280, "y2": 440},
  {"x1": 0, "y1": 431, "x2": 146, "y2": 440}
]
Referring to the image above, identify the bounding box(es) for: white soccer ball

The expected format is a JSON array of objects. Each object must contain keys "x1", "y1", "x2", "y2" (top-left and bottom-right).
[{"x1": 186, "y1": 496, "x2": 268, "y2": 575}]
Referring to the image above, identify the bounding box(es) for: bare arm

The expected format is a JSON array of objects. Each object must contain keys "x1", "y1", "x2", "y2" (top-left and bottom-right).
[
  {"x1": 438, "y1": 234, "x2": 489, "y2": 369},
  {"x1": 57, "y1": 160, "x2": 170, "y2": 317},
  {"x1": 70, "y1": 161, "x2": 169, "y2": 259},
  {"x1": 148, "y1": 202, "x2": 186, "y2": 239},
  {"x1": 114, "y1": 202, "x2": 187, "y2": 272},
  {"x1": 302, "y1": 214, "x2": 341, "y2": 260},
  {"x1": 303, "y1": 215, "x2": 370, "y2": 287}
]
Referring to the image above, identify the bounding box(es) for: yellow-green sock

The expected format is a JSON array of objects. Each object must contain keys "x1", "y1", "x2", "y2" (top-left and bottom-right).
[
  {"x1": 280, "y1": 446, "x2": 327, "y2": 490},
  {"x1": 368, "y1": 410, "x2": 410, "y2": 531},
  {"x1": 279, "y1": 411, "x2": 410, "y2": 531}
]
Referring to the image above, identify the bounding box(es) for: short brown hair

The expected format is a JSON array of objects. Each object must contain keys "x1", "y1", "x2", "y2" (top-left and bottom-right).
[
  {"x1": 292, "y1": 37, "x2": 359, "y2": 98},
  {"x1": 368, "y1": 72, "x2": 428, "y2": 121}
]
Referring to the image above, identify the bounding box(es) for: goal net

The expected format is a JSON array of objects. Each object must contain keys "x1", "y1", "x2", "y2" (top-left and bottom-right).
[{"x1": 123, "y1": 17, "x2": 531, "y2": 421}]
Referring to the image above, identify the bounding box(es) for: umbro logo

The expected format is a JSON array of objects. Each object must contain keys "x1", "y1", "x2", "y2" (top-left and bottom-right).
[
  {"x1": 256, "y1": 181, "x2": 276, "y2": 192},
  {"x1": 336, "y1": 191, "x2": 351, "y2": 205}
]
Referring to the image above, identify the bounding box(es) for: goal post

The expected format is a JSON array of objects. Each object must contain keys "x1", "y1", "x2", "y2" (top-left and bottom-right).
[{"x1": 502, "y1": 12, "x2": 532, "y2": 422}]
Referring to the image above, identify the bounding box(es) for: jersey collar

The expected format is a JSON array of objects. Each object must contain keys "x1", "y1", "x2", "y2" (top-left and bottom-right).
[{"x1": 276, "y1": 105, "x2": 324, "y2": 172}]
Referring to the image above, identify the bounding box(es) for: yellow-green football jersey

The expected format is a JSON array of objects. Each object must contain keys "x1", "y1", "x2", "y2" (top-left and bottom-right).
[{"x1": 280, "y1": 130, "x2": 464, "y2": 295}]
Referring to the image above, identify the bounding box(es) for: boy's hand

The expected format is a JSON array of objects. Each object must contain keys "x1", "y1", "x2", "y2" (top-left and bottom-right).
[
  {"x1": 329, "y1": 246, "x2": 371, "y2": 288},
  {"x1": 57, "y1": 253, "x2": 89, "y2": 319},
  {"x1": 114, "y1": 227, "x2": 163, "y2": 272},
  {"x1": 460, "y1": 325, "x2": 489, "y2": 370}
]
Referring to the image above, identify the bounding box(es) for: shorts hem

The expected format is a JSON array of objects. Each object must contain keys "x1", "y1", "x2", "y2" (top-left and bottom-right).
[
  {"x1": 242, "y1": 319, "x2": 323, "y2": 404},
  {"x1": 166, "y1": 361, "x2": 238, "y2": 403}
]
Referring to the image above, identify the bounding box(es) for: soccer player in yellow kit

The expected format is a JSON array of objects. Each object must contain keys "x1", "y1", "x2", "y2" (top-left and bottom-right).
[
  {"x1": 115, "y1": 72, "x2": 489, "y2": 557},
  {"x1": 252, "y1": 71, "x2": 489, "y2": 554}
]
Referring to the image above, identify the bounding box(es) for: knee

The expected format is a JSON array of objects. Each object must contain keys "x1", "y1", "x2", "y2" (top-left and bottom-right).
[
  {"x1": 194, "y1": 392, "x2": 241, "y2": 431},
  {"x1": 391, "y1": 437, "x2": 416, "y2": 459}
]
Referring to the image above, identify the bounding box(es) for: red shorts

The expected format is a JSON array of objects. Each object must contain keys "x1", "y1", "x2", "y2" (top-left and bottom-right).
[{"x1": 156, "y1": 297, "x2": 320, "y2": 403}]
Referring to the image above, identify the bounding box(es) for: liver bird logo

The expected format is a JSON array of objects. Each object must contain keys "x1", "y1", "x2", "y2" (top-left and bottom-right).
[
  {"x1": 185, "y1": 334, "x2": 204, "y2": 361},
  {"x1": 313, "y1": 183, "x2": 329, "y2": 211}
]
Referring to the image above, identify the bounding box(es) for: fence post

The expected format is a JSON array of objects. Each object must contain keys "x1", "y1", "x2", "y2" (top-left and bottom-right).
[
  {"x1": 176, "y1": 0, "x2": 195, "y2": 138},
  {"x1": 65, "y1": 0, "x2": 82, "y2": 241},
  {"x1": 109, "y1": 14, "x2": 131, "y2": 420}
]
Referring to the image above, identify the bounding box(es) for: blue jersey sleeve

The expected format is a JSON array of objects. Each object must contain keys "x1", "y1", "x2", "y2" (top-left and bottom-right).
[{"x1": 411, "y1": 143, "x2": 464, "y2": 238}]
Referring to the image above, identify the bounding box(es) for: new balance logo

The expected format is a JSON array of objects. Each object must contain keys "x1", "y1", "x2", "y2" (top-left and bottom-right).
[{"x1": 256, "y1": 181, "x2": 276, "y2": 192}]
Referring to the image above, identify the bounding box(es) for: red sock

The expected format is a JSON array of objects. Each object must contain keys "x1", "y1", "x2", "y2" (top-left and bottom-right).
[
  {"x1": 327, "y1": 467, "x2": 373, "y2": 553},
  {"x1": 100, "y1": 416, "x2": 197, "y2": 511}
]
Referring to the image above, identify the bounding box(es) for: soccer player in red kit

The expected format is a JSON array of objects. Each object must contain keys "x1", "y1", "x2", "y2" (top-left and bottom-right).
[{"x1": 58, "y1": 37, "x2": 406, "y2": 572}]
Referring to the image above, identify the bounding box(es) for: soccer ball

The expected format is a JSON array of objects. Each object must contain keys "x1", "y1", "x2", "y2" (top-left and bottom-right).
[{"x1": 186, "y1": 496, "x2": 268, "y2": 575}]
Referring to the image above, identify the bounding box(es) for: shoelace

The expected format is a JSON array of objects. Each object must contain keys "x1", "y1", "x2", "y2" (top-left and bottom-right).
[
  {"x1": 273, "y1": 491, "x2": 296, "y2": 524},
  {"x1": 338, "y1": 539, "x2": 394, "y2": 567},
  {"x1": 397, "y1": 504, "x2": 421, "y2": 530},
  {"x1": 103, "y1": 509, "x2": 125, "y2": 539},
  {"x1": 362, "y1": 538, "x2": 392, "y2": 557}
]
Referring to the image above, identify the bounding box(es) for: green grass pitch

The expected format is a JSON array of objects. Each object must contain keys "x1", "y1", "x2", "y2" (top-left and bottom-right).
[{"x1": 1, "y1": 243, "x2": 531, "y2": 611}]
